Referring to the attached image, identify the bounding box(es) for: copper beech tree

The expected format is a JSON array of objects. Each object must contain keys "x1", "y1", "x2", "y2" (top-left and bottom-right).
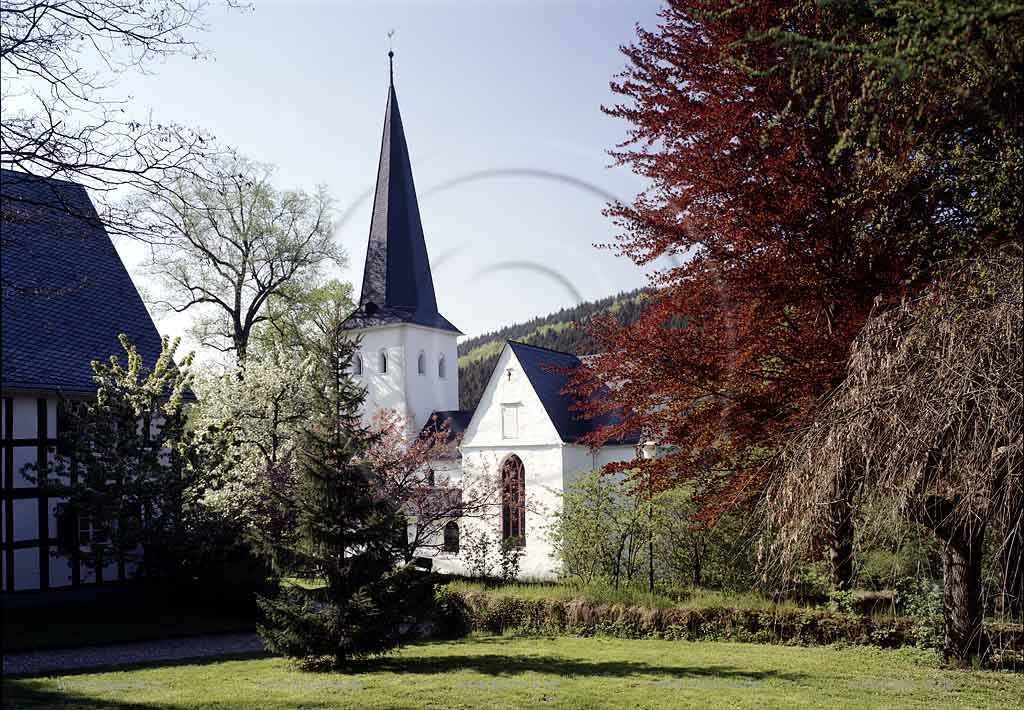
[{"x1": 572, "y1": 0, "x2": 1017, "y2": 589}]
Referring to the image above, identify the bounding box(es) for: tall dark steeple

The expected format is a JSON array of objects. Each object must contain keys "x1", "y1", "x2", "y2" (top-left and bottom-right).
[{"x1": 342, "y1": 52, "x2": 460, "y2": 334}]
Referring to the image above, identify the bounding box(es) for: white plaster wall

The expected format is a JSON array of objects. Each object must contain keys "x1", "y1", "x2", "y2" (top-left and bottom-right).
[
  {"x1": 453, "y1": 345, "x2": 567, "y2": 579},
  {"x1": 346, "y1": 324, "x2": 459, "y2": 436},
  {"x1": 461, "y1": 346, "x2": 562, "y2": 449},
  {"x1": 2, "y1": 395, "x2": 140, "y2": 591},
  {"x1": 401, "y1": 325, "x2": 459, "y2": 433},
  {"x1": 11, "y1": 396, "x2": 37, "y2": 438}
]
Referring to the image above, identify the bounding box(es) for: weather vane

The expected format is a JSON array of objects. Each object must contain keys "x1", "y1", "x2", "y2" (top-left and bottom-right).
[{"x1": 387, "y1": 29, "x2": 395, "y2": 82}]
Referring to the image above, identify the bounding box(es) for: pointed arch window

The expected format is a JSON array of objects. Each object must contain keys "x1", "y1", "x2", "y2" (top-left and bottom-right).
[
  {"x1": 417, "y1": 351, "x2": 426, "y2": 375},
  {"x1": 438, "y1": 353, "x2": 447, "y2": 379},
  {"x1": 352, "y1": 352, "x2": 363, "y2": 376},
  {"x1": 501, "y1": 455, "x2": 526, "y2": 547},
  {"x1": 379, "y1": 349, "x2": 388, "y2": 373},
  {"x1": 443, "y1": 521, "x2": 460, "y2": 553}
]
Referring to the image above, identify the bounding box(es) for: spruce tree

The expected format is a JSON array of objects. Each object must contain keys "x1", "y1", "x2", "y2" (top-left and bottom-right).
[{"x1": 256, "y1": 319, "x2": 411, "y2": 667}]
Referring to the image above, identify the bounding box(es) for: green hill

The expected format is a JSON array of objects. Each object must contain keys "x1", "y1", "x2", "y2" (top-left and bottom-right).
[{"x1": 457, "y1": 288, "x2": 649, "y2": 411}]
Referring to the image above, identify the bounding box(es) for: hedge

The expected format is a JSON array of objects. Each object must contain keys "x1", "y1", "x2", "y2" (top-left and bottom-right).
[{"x1": 433, "y1": 587, "x2": 1024, "y2": 659}]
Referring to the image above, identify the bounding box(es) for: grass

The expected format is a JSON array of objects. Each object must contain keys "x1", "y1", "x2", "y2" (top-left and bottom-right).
[
  {"x1": 2, "y1": 606, "x2": 256, "y2": 653},
  {"x1": 4, "y1": 635, "x2": 1022, "y2": 709},
  {"x1": 444, "y1": 579, "x2": 801, "y2": 610}
]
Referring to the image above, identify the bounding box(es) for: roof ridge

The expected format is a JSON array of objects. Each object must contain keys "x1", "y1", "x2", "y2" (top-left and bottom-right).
[
  {"x1": 507, "y1": 339, "x2": 579, "y2": 358},
  {"x1": 0, "y1": 168, "x2": 87, "y2": 189}
]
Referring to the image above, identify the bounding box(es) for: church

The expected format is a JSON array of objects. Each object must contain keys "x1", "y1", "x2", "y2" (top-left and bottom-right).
[{"x1": 340, "y1": 56, "x2": 640, "y2": 579}]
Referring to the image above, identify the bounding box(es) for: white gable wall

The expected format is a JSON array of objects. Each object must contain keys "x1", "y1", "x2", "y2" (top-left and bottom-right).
[
  {"x1": 455, "y1": 346, "x2": 566, "y2": 579},
  {"x1": 461, "y1": 346, "x2": 561, "y2": 449}
]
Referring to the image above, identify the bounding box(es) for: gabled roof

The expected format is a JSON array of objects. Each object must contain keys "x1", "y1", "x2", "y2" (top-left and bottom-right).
[
  {"x1": 417, "y1": 409, "x2": 474, "y2": 459},
  {"x1": 507, "y1": 341, "x2": 639, "y2": 446},
  {"x1": 1, "y1": 169, "x2": 165, "y2": 395},
  {"x1": 342, "y1": 55, "x2": 460, "y2": 334}
]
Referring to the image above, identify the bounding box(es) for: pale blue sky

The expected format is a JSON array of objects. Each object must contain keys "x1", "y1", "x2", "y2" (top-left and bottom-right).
[{"x1": 113, "y1": 0, "x2": 667, "y2": 348}]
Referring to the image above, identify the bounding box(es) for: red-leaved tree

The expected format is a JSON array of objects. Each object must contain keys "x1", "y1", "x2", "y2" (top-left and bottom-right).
[{"x1": 573, "y1": 0, "x2": 969, "y2": 588}]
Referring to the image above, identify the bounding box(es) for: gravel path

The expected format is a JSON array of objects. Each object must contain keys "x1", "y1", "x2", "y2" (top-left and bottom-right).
[{"x1": 3, "y1": 632, "x2": 266, "y2": 676}]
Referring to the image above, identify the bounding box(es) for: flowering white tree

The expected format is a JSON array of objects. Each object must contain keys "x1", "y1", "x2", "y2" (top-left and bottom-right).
[{"x1": 189, "y1": 347, "x2": 311, "y2": 545}]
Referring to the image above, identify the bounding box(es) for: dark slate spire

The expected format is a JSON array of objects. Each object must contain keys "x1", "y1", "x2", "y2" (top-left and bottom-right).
[{"x1": 342, "y1": 53, "x2": 460, "y2": 334}]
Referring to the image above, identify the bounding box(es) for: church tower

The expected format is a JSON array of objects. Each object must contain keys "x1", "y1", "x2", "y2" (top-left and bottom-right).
[{"x1": 342, "y1": 52, "x2": 461, "y2": 436}]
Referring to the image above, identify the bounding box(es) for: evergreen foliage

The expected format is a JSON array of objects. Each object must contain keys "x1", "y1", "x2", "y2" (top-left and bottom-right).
[{"x1": 255, "y1": 318, "x2": 416, "y2": 668}]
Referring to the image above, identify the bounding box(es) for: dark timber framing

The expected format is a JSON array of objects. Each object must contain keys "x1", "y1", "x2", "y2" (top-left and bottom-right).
[
  {"x1": 0, "y1": 394, "x2": 119, "y2": 591},
  {"x1": 4, "y1": 397, "x2": 14, "y2": 591}
]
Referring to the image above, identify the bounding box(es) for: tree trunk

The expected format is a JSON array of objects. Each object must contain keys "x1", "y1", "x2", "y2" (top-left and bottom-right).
[
  {"x1": 1000, "y1": 485, "x2": 1023, "y2": 619},
  {"x1": 922, "y1": 495, "x2": 988, "y2": 665},
  {"x1": 828, "y1": 479, "x2": 855, "y2": 590},
  {"x1": 692, "y1": 535, "x2": 703, "y2": 588},
  {"x1": 940, "y1": 520, "x2": 987, "y2": 664}
]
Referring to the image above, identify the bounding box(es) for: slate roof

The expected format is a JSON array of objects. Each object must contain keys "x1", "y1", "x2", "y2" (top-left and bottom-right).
[
  {"x1": 417, "y1": 409, "x2": 474, "y2": 459},
  {"x1": 342, "y1": 59, "x2": 461, "y2": 334},
  {"x1": 1, "y1": 169, "x2": 166, "y2": 395},
  {"x1": 508, "y1": 341, "x2": 640, "y2": 446}
]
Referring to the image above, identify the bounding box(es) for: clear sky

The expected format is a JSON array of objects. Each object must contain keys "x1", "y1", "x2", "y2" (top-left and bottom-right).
[{"x1": 112, "y1": 0, "x2": 667, "y2": 350}]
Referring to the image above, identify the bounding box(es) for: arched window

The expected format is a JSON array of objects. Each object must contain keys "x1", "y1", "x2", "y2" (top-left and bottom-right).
[
  {"x1": 443, "y1": 521, "x2": 460, "y2": 553},
  {"x1": 417, "y1": 351, "x2": 426, "y2": 375},
  {"x1": 352, "y1": 352, "x2": 363, "y2": 375},
  {"x1": 500, "y1": 455, "x2": 526, "y2": 547},
  {"x1": 379, "y1": 349, "x2": 388, "y2": 373},
  {"x1": 438, "y1": 353, "x2": 447, "y2": 379}
]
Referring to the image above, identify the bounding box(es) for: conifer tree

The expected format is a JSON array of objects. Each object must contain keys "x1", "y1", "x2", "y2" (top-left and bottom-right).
[{"x1": 256, "y1": 318, "x2": 412, "y2": 667}]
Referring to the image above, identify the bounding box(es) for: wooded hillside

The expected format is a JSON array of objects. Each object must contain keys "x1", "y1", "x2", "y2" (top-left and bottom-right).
[{"x1": 457, "y1": 289, "x2": 648, "y2": 411}]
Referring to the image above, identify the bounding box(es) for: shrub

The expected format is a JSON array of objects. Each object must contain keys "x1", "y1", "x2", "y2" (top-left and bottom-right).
[{"x1": 434, "y1": 584, "x2": 1024, "y2": 658}]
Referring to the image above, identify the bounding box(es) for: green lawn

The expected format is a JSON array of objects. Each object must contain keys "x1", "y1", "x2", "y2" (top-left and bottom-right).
[{"x1": 5, "y1": 636, "x2": 1022, "y2": 709}]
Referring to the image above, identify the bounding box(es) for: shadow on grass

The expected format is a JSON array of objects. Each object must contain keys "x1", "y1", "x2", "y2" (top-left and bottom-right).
[
  {"x1": 3, "y1": 650, "x2": 270, "y2": 680},
  {"x1": 357, "y1": 649, "x2": 807, "y2": 684},
  {"x1": 1, "y1": 683, "x2": 166, "y2": 710}
]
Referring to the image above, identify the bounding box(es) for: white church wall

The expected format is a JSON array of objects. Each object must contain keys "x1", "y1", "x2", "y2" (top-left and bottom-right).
[
  {"x1": 438, "y1": 444, "x2": 566, "y2": 579},
  {"x1": 461, "y1": 346, "x2": 562, "y2": 449},
  {"x1": 400, "y1": 325, "x2": 459, "y2": 433},
  {"x1": 455, "y1": 345, "x2": 570, "y2": 579},
  {"x1": 347, "y1": 324, "x2": 459, "y2": 437}
]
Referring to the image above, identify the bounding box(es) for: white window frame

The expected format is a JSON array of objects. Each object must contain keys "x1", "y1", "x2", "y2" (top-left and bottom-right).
[{"x1": 501, "y1": 404, "x2": 519, "y2": 439}]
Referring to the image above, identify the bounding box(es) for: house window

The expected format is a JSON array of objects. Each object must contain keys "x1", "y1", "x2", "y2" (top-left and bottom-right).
[
  {"x1": 501, "y1": 455, "x2": 526, "y2": 547},
  {"x1": 438, "y1": 353, "x2": 447, "y2": 379},
  {"x1": 379, "y1": 350, "x2": 388, "y2": 373},
  {"x1": 417, "y1": 351, "x2": 426, "y2": 375},
  {"x1": 352, "y1": 352, "x2": 363, "y2": 375},
  {"x1": 501, "y1": 404, "x2": 519, "y2": 439},
  {"x1": 443, "y1": 521, "x2": 460, "y2": 553},
  {"x1": 78, "y1": 515, "x2": 109, "y2": 545}
]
